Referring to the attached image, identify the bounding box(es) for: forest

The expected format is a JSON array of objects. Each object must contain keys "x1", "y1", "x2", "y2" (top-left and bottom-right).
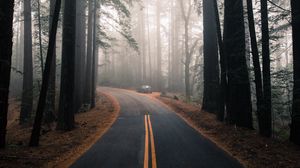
[{"x1": 0, "y1": 0, "x2": 299, "y2": 167}]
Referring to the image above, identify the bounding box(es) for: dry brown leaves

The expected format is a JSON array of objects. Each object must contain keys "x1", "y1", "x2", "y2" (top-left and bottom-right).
[
  {"x1": 157, "y1": 95, "x2": 300, "y2": 168},
  {"x1": 0, "y1": 92, "x2": 119, "y2": 168}
]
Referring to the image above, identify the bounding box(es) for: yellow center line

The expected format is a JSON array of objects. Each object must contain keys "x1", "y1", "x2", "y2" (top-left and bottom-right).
[
  {"x1": 148, "y1": 115, "x2": 157, "y2": 168},
  {"x1": 144, "y1": 115, "x2": 149, "y2": 168}
]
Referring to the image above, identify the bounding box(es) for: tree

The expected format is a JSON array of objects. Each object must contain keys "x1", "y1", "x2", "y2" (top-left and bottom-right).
[
  {"x1": 0, "y1": 0, "x2": 15, "y2": 148},
  {"x1": 21, "y1": 0, "x2": 34, "y2": 124},
  {"x1": 202, "y1": 0, "x2": 219, "y2": 113},
  {"x1": 223, "y1": 0, "x2": 252, "y2": 128},
  {"x1": 146, "y1": 0, "x2": 152, "y2": 85},
  {"x1": 91, "y1": 0, "x2": 98, "y2": 108},
  {"x1": 168, "y1": 0, "x2": 173, "y2": 90},
  {"x1": 290, "y1": 0, "x2": 300, "y2": 145},
  {"x1": 178, "y1": 0, "x2": 192, "y2": 100},
  {"x1": 84, "y1": 0, "x2": 95, "y2": 107},
  {"x1": 156, "y1": 0, "x2": 162, "y2": 91},
  {"x1": 246, "y1": 0, "x2": 266, "y2": 136},
  {"x1": 260, "y1": 0, "x2": 272, "y2": 137},
  {"x1": 56, "y1": 0, "x2": 76, "y2": 130},
  {"x1": 141, "y1": 5, "x2": 147, "y2": 84},
  {"x1": 29, "y1": 0, "x2": 62, "y2": 146},
  {"x1": 44, "y1": 0, "x2": 57, "y2": 124},
  {"x1": 213, "y1": 0, "x2": 226, "y2": 121},
  {"x1": 74, "y1": 0, "x2": 87, "y2": 112},
  {"x1": 37, "y1": 0, "x2": 44, "y2": 72},
  {"x1": 170, "y1": 0, "x2": 182, "y2": 91}
]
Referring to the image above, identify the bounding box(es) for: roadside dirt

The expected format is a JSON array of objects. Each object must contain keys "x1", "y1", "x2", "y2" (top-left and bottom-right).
[
  {"x1": 152, "y1": 93, "x2": 300, "y2": 168},
  {"x1": 0, "y1": 91, "x2": 119, "y2": 168}
]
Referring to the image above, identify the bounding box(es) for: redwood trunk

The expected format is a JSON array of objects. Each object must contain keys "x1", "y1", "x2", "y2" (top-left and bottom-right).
[
  {"x1": 202, "y1": 0, "x2": 220, "y2": 113},
  {"x1": 57, "y1": 0, "x2": 76, "y2": 130},
  {"x1": 290, "y1": 0, "x2": 300, "y2": 145},
  {"x1": 246, "y1": 0, "x2": 266, "y2": 136},
  {"x1": 21, "y1": 0, "x2": 33, "y2": 124},
  {"x1": 223, "y1": 0, "x2": 253, "y2": 128},
  {"x1": 0, "y1": 0, "x2": 14, "y2": 148}
]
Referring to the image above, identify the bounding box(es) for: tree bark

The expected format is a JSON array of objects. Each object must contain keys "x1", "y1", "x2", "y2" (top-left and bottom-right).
[
  {"x1": 202, "y1": 0, "x2": 220, "y2": 113},
  {"x1": 223, "y1": 0, "x2": 253, "y2": 128},
  {"x1": 29, "y1": 0, "x2": 61, "y2": 146},
  {"x1": 0, "y1": 0, "x2": 14, "y2": 148},
  {"x1": 91, "y1": 0, "x2": 98, "y2": 108},
  {"x1": 37, "y1": 0, "x2": 44, "y2": 73},
  {"x1": 84, "y1": 0, "x2": 94, "y2": 107},
  {"x1": 290, "y1": 0, "x2": 300, "y2": 145},
  {"x1": 213, "y1": 0, "x2": 227, "y2": 121},
  {"x1": 21, "y1": 0, "x2": 33, "y2": 124},
  {"x1": 44, "y1": 0, "x2": 57, "y2": 124},
  {"x1": 56, "y1": 0, "x2": 76, "y2": 131},
  {"x1": 246, "y1": 0, "x2": 266, "y2": 136},
  {"x1": 260, "y1": 0, "x2": 272, "y2": 137},
  {"x1": 74, "y1": 0, "x2": 87, "y2": 112}
]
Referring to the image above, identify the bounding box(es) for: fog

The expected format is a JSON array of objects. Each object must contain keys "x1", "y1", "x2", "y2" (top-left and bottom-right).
[
  {"x1": 98, "y1": 0, "x2": 202, "y2": 97},
  {"x1": 1, "y1": 0, "x2": 300, "y2": 161},
  {"x1": 7, "y1": 0, "x2": 294, "y2": 137}
]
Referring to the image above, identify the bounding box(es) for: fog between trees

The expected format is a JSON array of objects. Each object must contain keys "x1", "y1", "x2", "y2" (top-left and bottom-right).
[{"x1": 0, "y1": 0, "x2": 299, "y2": 147}]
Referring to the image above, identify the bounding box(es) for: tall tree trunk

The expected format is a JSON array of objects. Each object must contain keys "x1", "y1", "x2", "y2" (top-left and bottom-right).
[
  {"x1": 141, "y1": 6, "x2": 147, "y2": 84},
  {"x1": 44, "y1": 0, "x2": 57, "y2": 124},
  {"x1": 84, "y1": 0, "x2": 94, "y2": 107},
  {"x1": 37, "y1": 0, "x2": 44, "y2": 72},
  {"x1": 172, "y1": 0, "x2": 181, "y2": 91},
  {"x1": 223, "y1": 0, "x2": 253, "y2": 128},
  {"x1": 184, "y1": 21, "x2": 191, "y2": 100},
  {"x1": 146, "y1": 0, "x2": 152, "y2": 85},
  {"x1": 91, "y1": 0, "x2": 98, "y2": 108},
  {"x1": 0, "y1": 0, "x2": 14, "y2": 148},
  {"x1": 170, "y1": 0, "x2": 175, "y2": 91},
  {"x1": 136, "y1": 10, "x2": 142, "y2": 86},
  {"x1": 213, "y1": 0, "x2": 227, "y2": 121},
  {"x1": 168, "y1": 1, "x2": 173, "y2": 90},
  {"x1": 260, "y1": 0, "x2": 272, "y2": 137},
  {"x1": 246, "y1": 0, "x2": 266, "y2": 136},
  {"x1": 56, "y1": 0, "x2": 76, "y2": 131},
  {"x1": 12, "y1": 9, "x2": 21, "y2": 97},
  {"x1": 178, "y1": 0, "x2": 192, "y2": 100},
  {"x1": 21, "y1": 0, "x2": 33, "y2": 124},
  {"x1": 202, "y1": 0, "x2": 220, "y2": 113},
  {"x1": 74, "y1": 0, "x2": 87, "y2": 112},
  {"x1": 290, "y1": 0, "x2": 300, "y2": 145},
  {"x1": 79, "y1": 0, "x2": 87, "y2": 110},
  {"x1": 156, "y1": 0, "x2": 162, "y2": 91},
  {"x1": 29, "y1": 0, "x2": 61, "y2": 146}
]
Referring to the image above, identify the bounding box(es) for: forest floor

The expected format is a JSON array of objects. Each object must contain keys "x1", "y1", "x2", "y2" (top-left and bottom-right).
[
  {"x1": 0, "y1": 90, "x2": 119, "y2": 168},
  {"x1": 149, "y1": 92, "x2": 300, "y2": 168}
]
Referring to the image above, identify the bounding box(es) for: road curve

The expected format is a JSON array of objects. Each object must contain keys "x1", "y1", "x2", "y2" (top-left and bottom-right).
[{"x1": 71, "y1": 87, "x2": 243, "y2": 168}]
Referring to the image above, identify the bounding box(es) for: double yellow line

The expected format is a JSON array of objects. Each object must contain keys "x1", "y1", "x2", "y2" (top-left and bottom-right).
[{"x1": 144, "y1": 114, "x2": 157, "y2": 168}]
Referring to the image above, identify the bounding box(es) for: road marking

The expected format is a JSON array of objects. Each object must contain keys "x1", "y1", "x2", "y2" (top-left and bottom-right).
[
  {"x1": 144, "y1": 115, "x2": 149, "y2": 168},
  {"x1": 148, "y1": 115, "x2": 157, "y2": 168},
  {"x1": 144, "y1": 114, "x2": 157, "y2": 168}
]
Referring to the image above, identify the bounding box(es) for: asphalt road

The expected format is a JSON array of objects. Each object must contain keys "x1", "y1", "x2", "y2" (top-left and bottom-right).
[{"x1": 71, "y1": 87, "x2": 243, "y2": 168}]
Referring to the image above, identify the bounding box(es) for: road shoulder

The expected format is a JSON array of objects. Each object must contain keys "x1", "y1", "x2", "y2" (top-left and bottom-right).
[
  {"x1": 0, "y1": 91, "x2": 120, "y2": 168},
  {"x1": 150, "y1": 93, "x2": 300, "y2": 168},
  {"x1": 50, "y1": 91, "x2": 120, "y2": 168}
]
